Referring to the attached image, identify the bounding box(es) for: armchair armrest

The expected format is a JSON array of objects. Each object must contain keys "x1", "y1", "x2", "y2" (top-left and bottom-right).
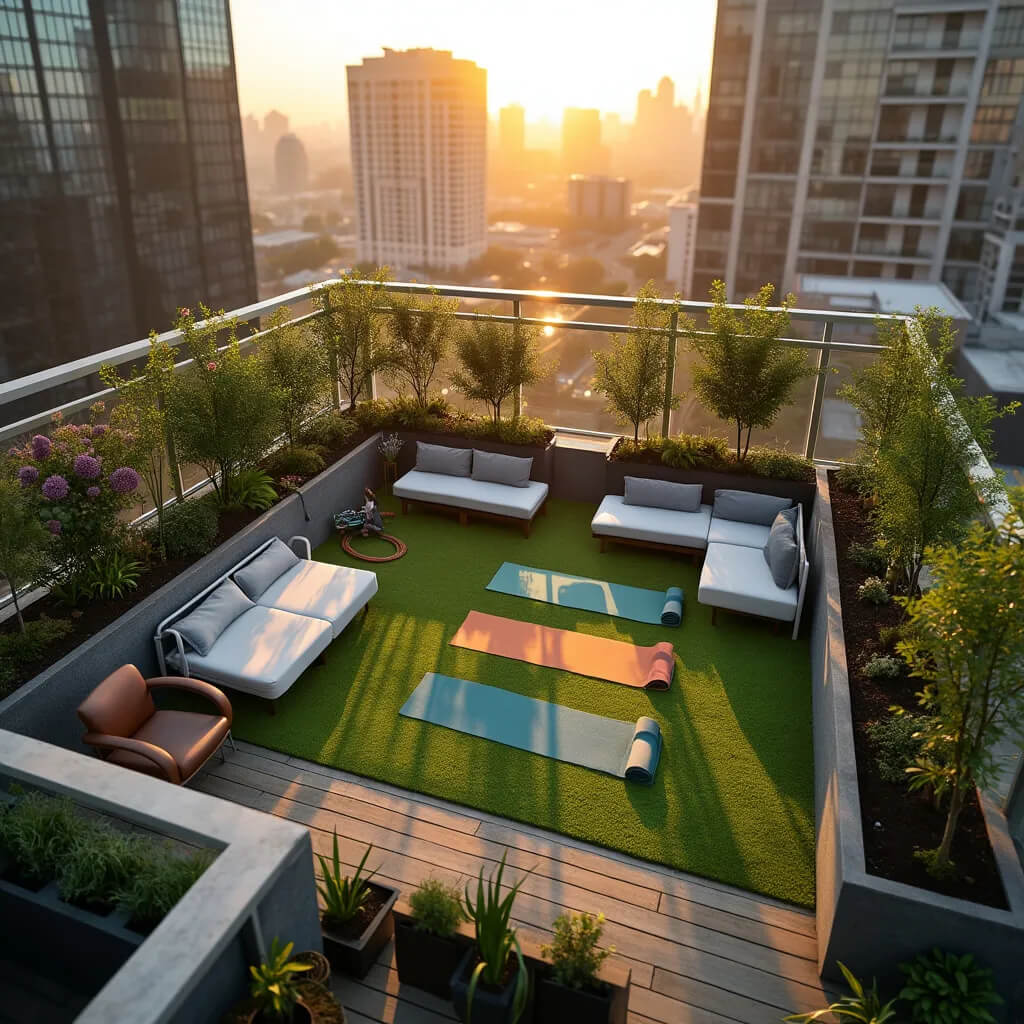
[
  {"x1": 146, "y1": 676, "x2": 233, "y2": 723},
  {"x1": 82, "y1": 733, "x2": 181, "y2": 784},
  {"x1": 288, "y1": 535, "x2": 311, "y2": 559}
]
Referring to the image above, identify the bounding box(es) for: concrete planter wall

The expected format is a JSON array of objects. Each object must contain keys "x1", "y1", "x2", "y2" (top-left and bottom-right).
[
  {"x1": 396, "y1": 430, "x2": 555, "y2": 482},
  {"x1": 809, "y1": 468, "x2": 1024, "y2": 1016},
  {"x1": 0, "y1": 433, "x2": 382, "y2": 753}
]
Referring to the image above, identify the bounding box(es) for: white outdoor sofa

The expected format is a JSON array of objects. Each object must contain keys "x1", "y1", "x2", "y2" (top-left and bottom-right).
[
  {"x1": 395, "y1": 442, "x2": 549, "y2": 537},
  {"x1": 155, "y1": 536, "x2": 377, "y2": 710}
]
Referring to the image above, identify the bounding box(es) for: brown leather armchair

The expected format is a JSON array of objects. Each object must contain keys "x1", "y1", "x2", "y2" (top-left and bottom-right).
[{"x1": 77, "y1": 664, "x2": 234, "y2": 785}]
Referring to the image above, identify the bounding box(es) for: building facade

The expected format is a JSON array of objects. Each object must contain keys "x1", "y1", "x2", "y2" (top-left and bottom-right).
[
  {"x1": 561, "y1": 107, "x2": 608, "y2": 174},
  {"x1": 567, "y1": 175, "x2": 632, "y2": 223},
  {"x1": 693, "y1": 0, "x2": 1024, "y2": 305},
  {"x1": 667, "y1": 190, "x2": 699, "y2": 297},
  {"x1": 0, "y1": 0, "x2": 256, "y2": 383},
  {"x1": 346, "y1": 48, "x2": 487, "y2": 271},
  {"x1": 274, "y1": 133, "x2": 309, "y2": 194}
]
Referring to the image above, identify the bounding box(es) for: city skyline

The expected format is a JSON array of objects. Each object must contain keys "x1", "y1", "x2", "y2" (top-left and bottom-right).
[{"x1": 230, "y1": 0, "x2": 714, "y2": 123}]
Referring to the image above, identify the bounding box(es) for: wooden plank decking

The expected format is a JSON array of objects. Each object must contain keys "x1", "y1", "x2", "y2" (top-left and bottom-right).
[{"x1": 194, "y1": 741, "x2": 830, "y2": 1024}]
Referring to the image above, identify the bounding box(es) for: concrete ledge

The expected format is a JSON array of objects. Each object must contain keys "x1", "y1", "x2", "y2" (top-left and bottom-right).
[{"x1": 809, "y1": 468, "x2": 1024, "y2": 1017}]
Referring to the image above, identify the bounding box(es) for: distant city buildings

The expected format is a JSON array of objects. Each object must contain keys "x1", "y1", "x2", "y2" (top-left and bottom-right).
[
  {"x1": 630, "y1": 77, "x2": 697, "y2": 185},
  {"x1": 0, "y1": 0, "x2": 255, "y2": 384},
  {"x1": 275, "y1": 134, "x2": 310, "y2": 194},
  {"x1": 567, "y1": 175, "x2": 632, "y2": 224},
  {"x1": 667, "y1": 189, "x2": 699, "y2": 297},
  {"x1": 263, "y1": 109, "x2": 290, "y2": 147},
  {"x1": 498, "y1": 104, "x2": 526, "y2": 159},
  {"x1": 347, "y1": 48, "x2": 487, "y2": 270},
  {"x1": 693, "y1": 0, "x2": 1024, "y2": 306},
  {"x1": 561, "y1": 108, "x2": 609, "y2": 174}
]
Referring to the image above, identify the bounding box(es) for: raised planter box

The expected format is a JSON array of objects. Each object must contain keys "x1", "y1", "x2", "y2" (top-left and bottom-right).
[
  {"x1": 809, "y1": 467, "x2": 1024, "y2": 1018},
  {"x1": 321, "y1": 881, "x2": 399, "y2": 979},
  {"x1": 394, "y1": 909, "x2": 471, "y2": 998},
  {"x1": 396, "y1": 430, "x2": 555, "y2": 483}
]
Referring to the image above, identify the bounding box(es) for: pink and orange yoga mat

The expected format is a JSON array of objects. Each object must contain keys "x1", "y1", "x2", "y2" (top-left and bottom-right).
[{"x1": 449, "y1": 610, "x2": 675, "y2": 690}]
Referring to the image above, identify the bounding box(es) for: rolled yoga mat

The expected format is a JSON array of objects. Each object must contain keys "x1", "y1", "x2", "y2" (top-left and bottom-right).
[
  {"x1": 449, "y1": 610, "x2": 675, "y2": 690},
  {"x1": 487, "y1": 562, "x2": 684, "y2": 626},
  {"x1": 400, "y1": 672, "x2": 663, "y2": 784}
]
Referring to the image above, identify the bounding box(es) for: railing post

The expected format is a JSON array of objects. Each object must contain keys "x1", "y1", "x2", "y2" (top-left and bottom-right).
[
  {"x1": 803, "y1": 320, "x2": 833, "y2": 461},
  {"x1": 661, "y1": 309, "x2": 679, "y2": 437},
  {"x1": 513, "y1": 297, "x2": 523, "y2": 418}
]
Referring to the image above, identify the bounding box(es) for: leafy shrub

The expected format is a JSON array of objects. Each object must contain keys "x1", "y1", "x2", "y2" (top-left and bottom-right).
[
  {"x1": 613, "y1": 436, "x2": 667, "y2": 462},
  {"x1": 0, "y1": 616, "x2": 73, "y2": 692},
  {"x1": 785, "y1": 962, "x2": 898, "y2": 1024},
  {"x1": 460, "y1": 415, "x2": 550, "y2": 446},
  {"x1": 899, "y1": 949, "x2": 1002, "y2": 1023},
  {"x1": 227, "y1": 469, "x2": 277, "y2": 511},
  {"x1": 115, "y1": 843, "x2": 214, "y2": 930},
  {"x1": 249, "y1": 938, "x2": 312, "y2": 1021},
  {"x1": 82, "y1": 550, "x2": 143, "y2": 600},
  {"x1": 317, "y1": 832, "x2": 379, "y2": 928},
  {"x1": 878, "y1": 623, "x2": 910, "y2": 650},
  {"x1": 661, "y1": 433, "x2": 730, "y2": 470},
  {"x1": 745, "y1": 446, "x2": 815, "y2": 483},
  {"x1": 864, "y1": 654, "x2": 903, "y2": 680},
  {"x1": 848, "y1": 541, "x2": 889, "y2": 575},
  {"x1": 0, "y1": 791, "x2": 80, "y2": 885},
  {"x1": 298, "y1": 410, "x2": 358, "y2": 450},
  {"x1": 156, "y1": 494, "x2": 220, "y2": 561},
  {"x1": 58, "y1": 824, "x2": 142, "y2": 909},
  {"x1": 409, "y1": 877, "x2": 466, "y2": 937},
  {"x1": 858, "y1": 576, "x2": 890, "y2": 605},
  {"x1": 541, "y1": 912, "x2": 613, "y2": 992},
  {"x1": 866, "y1": 713, "x2": 927, "y2": 783},
  {"x1": 262, "y1": 446, "x2": 326, "y2": 482}
]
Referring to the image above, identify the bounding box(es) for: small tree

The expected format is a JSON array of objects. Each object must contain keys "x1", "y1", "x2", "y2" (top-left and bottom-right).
[
  {"x1": 896, "y1": 522, "x2": 1024, "y2": 878},
  {"x1": 451, "y1": 316, "x2": 549, "y2": 421},
  {"x1": 100, "y1": 335, "x2": 178, "y2": 558},
  {"x1": 686, "y1": 280, "x2": 812, "y2": 460},
  {"x1": 382, "y1": 288, "x2": 458, "y2": 407},
  {"x1": 310, "y1": 268, "x2": 390, "y2": 410},
  {"x1": 260, "y1": 306, "x2": 330, "y2": 446},
  {"x1": 0, "y1": 479, "x2": 52, "y2": 631},
  {"x1": 167, "y1": 305, "x2": 280, "y2": 503},
  {"x1": 592, "y1": 282, "x2": 678, "y2": 443}
]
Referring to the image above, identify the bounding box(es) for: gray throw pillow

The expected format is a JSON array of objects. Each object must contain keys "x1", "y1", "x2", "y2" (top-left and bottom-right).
[
  {"x1": 173, "y1": 579, "x2": 254, "y2": 656},
  {"x1": 763, "y1": 507, "x2": 800, "y2": 590},
  {"x1": 471, "y1": 449, "x2": 533, "y2": 488},
  {"x1": 233, "y1": 538, "x2": 300, "y2": 600},
  {"x1": 415, "y1": 441, "x2": 472, "y2": 477},
  {"x1": 624, "y1": 477, "x2": 702, "y2": 512},
  {"x1": 713, "y1": 488, "x2": 793, "y2": 526}
]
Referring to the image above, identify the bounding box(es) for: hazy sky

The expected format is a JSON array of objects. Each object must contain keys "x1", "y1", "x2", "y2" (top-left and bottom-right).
[{"x1": 230, "y1": 0, "x2": 716, "y2": 126}]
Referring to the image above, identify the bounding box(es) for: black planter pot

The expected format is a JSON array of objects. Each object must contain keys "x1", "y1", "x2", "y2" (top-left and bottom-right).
[
  {"x1": 321, "y1": 882, "x2": 399, "y2": 979},
  {"x1": 450, "y1": 946, "x2": 529, "y2": 1024},
  {"x1": 534, "y1": 972, "x2": 613, "y2": 1024},
  {"x1": 394, "y1": 918, "x2": 467, "y2": 998}
]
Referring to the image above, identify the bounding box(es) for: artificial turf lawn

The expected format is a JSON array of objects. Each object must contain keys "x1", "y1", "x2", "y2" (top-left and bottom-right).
[{"x1": 231, "y1": 496, "x2": 816, "y2": 908}]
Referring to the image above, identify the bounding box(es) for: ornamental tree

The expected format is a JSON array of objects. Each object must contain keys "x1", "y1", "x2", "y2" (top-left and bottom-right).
[
  {"x1": 592, "y1": 282, "x2": 679, "y2": 443},
  {"x1": 897, "y1": 521, "x2": 1024, "y2": 878},
  {"x1": 685, "y1": 280, "x2": 812, "y2": 461},
  {"x1": 0, "y1": 478, "x2": 52, "y2": 631},
  {"x1": 451, "y1": 315, "x2": 549, "y2": 421},
  {"x1": 381, "y1": 288, "x2": 458, "y2": 408}
]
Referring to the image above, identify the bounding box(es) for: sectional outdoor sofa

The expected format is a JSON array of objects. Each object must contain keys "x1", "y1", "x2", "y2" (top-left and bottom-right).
[
  {"x1": 592, "y1": 478, "x2": 809, "y2": 638},
  {"x1": 394, "y1": 441, "x2": 549, "y2": 536},
  {"x1": 155, "y1": 536, "x2": 377, "y2": 709}
]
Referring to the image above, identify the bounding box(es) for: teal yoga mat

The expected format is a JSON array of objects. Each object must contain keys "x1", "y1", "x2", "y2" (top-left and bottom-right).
[
  {"x1": 487, "y1": 562, "x2": 684, "y2": 626},
  {"x1": 399, "y1": 672, "x2": 662, "y2": 784}
]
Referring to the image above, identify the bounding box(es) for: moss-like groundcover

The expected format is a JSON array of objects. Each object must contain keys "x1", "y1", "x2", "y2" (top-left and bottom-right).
[{"x1": 231, "y1": 498, "x2": 816, "y2": 908}]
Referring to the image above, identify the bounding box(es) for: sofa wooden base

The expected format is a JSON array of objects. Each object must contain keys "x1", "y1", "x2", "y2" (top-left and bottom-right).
[
  {"x1": 401, "y1": 497, "x2": 546, "y2": 538},
  {"x1": 593, "y1": 532, "x2": 703, "y2": 563}
]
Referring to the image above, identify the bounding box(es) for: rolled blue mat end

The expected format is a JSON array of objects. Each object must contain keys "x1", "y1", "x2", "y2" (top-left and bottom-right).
[
  {"x1": 623, "y1": 716, "x2": 662, "y2": 784},
  {"x1": 661, "y1": 586, "x2": 684, "y2": 626}
]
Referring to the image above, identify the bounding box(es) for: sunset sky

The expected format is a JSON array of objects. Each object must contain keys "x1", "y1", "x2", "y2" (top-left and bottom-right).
[{"x1": 230, "y1": 0, "x2": 716, "y2": 126}]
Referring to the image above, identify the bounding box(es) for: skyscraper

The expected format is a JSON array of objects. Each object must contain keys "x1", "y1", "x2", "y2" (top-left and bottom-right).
[
  {"x1": 275, "y1": 133, "x2": 309, "y2": 194},
  {"x1": 561, "y1": 107, "x2": 607, "y2": 174},
  {"x1": 693, "y1": 0, "x2": 1024, "y2": 305},
  {"x1": 498, "y1": 103, "x2": 525, "y2": 158},
  {"x1": 346, "y1": 48, "x2": 487, "y2": 271},
  {"x1": 0, "y1": 0, "x2": 256, "y2": 383}
]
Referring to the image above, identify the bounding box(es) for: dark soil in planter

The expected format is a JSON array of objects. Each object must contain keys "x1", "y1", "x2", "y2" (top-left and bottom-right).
[
  {"x1": 0, "y1": 864, "x2": 47, "y2": 892},
  {"x1": 62, "y1": 894, "x2": 116, "y2": 917},
  {"x1": 828, "y1": 471, "x2": 1007, "y2": 909},
  {"x1": 323, "y1": 884, "x2": 390, "y2": 940}
]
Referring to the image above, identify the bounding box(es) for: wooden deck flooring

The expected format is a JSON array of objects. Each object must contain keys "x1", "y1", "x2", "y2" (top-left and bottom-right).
[{"x1": 194, "y1": 741, "x2": 830, "y2": 1024}]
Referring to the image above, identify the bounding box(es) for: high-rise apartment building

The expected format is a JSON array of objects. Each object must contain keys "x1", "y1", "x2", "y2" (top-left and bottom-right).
[
  {"x1": 498, "y1": 103, "x2": 525, "y2": 158},
  {"x1": 561, "y1": 107, "x2": 608, "y2": 174},
  {"x1": 693, "y1": 0, "x2": 1024, "y2": 305},
  {"x1": 275, "y1": 134, "x2": 309, "y2": 194},
  {"x1": 0, "y1": 0, "x2": 255, "y2": 383},
  {"x1": 667, "y1": 190, "x2": 699, "y2": 297},
  {"x1": 346, "y1": 48, "x2": 487, "y2": 271},
  {"x1": 567, "y1": 175, "x2": 632, "y2": 223}
]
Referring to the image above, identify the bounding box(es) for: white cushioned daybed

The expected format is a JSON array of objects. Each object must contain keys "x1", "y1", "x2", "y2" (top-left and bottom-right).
[
  {"x1": 697, "y1": 491, "x2": 809, "y2": 639},
  {"x1": 394, "y1": 442, "x2": 549, "y2": 536},
  {"x1": 155, "y1": 536, "x2": 377, "y2": 707}
]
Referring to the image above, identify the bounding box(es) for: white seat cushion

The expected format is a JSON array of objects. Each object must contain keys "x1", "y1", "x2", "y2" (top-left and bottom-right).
[
  {"x1": 707, "y1": 517, "x2": 772, "y2": 548},
  {"x1": 167, "y1": 605, "x2": 332, "y2": 700},
  {"x1": 394, "y1": 469, "x2": 548, "y2": 520},
  {"x1": 258, "y1": 560, "x2": 377, "y2": 638},
  {"x1": 590, "y1": 494, "x2": 712, "y2": 550},
  {"x1": 698, "y1": 542, "x2": 798, "y2": 622}
]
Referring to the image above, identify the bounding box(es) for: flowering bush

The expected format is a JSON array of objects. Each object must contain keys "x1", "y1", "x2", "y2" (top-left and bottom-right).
[{"x1": 6, "y1": 407, "x2": 142, "y2": 593}]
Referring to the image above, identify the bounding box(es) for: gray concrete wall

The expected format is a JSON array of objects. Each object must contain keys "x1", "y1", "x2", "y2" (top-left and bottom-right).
[
  {"x1": 809, "y1": 469, "x2": 1024, "y2": 1018},
  {"x1": 0, "y1": 434, "x2": 381, "y2": 752},
  {"x1": 550, "y1": 442, "x2": 609, "y2": 504}
]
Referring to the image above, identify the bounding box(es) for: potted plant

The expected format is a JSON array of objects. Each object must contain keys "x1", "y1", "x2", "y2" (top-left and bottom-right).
[
  {"x1": 394, "y1": 877, "x2": 467, "y2": 998},
  {"x1": 536, "y1": 912, "x2": 614, "y2": 1024},
  {"x1": 450, "y1": 853, "x2": 531, "y2": 1024},
  {"x1": 316, "y1": 832, "x2": 398, "y2": 979},
  {"x1": 378, "y1": 432, "x2": 404, "y2": 492}
]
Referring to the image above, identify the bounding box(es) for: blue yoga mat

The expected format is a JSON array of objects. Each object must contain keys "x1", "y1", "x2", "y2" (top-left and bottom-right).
[
  {"x1": 399, "y1": 673, "x2": 662, "y2": 784},
  {"x1": 487, "y1": 562, "x2": 684, "y2": 626}
]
